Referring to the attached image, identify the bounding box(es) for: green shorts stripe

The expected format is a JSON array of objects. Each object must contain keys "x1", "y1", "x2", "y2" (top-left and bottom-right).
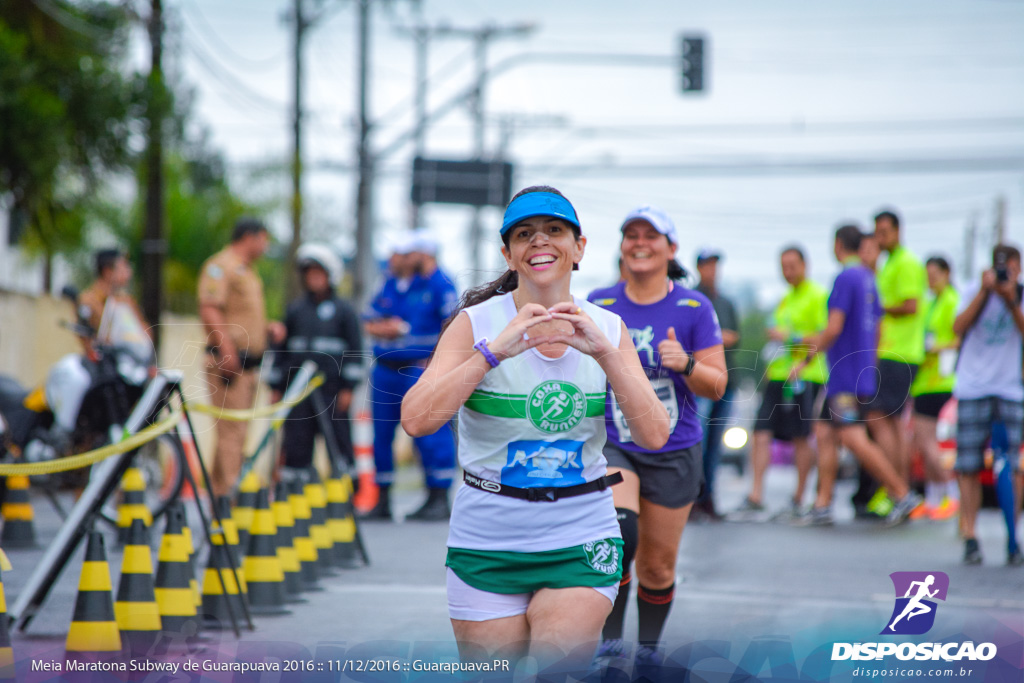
[{"x1": 446, "y1": 539, "x2": 623, "y2": 595}]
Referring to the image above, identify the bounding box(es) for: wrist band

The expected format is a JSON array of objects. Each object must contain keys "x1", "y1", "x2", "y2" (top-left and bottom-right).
[
  {"x1": 682, "y1": 353, "x2": 696, "y2": 376},
  {"x1": 474, "y1": 338, "x2": 500, "y2": 368}
]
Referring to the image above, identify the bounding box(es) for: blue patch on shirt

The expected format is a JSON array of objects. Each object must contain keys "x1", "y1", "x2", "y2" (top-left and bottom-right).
[{"x1": 502, "y1": 440, "x2": 586, "y2": 488}]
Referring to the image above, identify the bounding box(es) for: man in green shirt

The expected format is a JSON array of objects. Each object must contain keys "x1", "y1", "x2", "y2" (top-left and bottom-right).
[
  {"x1": 870, "y1": 210, "x2": 927, "y2": 483},
  {"x1": 732, "y1": 246, "x2": 828, "y2": 520}
]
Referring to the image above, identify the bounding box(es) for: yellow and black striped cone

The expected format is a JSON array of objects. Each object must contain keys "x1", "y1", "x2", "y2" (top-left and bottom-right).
[
  {"x1": 176, "y1": 504, "x2": 202, "y2": 611},
  {"x1": 304, "y1": 468, "x2": 337, "y2": 576},
  {"x1": 215, "y1": 496, "x2": 248, "y2": 600},
  {"x1": 0, "y1": 555, "x2": 16, "y2": 680},
  {"x1": 66, "y1": 530, "x2": 122, "y2": 656},
  {"x1": 243, "y1": 488, "x2": 290, "y2": 615},
  {"x1": 114, "y1": 518, "x2": 160, "y2": 655},
  {"x1": 272, "y1": 481, "x2": 305, "y2": 602},
  {"x1": 326, "y1": 467, "x2": 361, "y2": 568},
  {"x1": 1, "y1": 475, "x2": 38, "y2": 549},
  {"x1": 288, "y1": 479, "x2": 321, "y2": 588},
  {"x1": 233, "y1": 471, "x2": 260, "y2": 552},
  {"x1": 116, "y1": 468, "x2": 152, "y2": 544},
  {"x1": 154, "y1": 505, "x2": 199, "y2": 634},
  {"x1": 200, "y1": 524, "x2": 246, "y2": 630}
]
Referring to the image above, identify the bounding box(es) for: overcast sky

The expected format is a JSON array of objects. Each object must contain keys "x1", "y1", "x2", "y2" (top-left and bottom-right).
[{"x1": 157, "y1": 0, "x2": 1024, "y2": 306}]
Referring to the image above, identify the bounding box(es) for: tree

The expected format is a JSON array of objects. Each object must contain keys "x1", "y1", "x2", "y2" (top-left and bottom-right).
[{"x1": 0, "y1": 1, "x2": 137, "y2": 291}]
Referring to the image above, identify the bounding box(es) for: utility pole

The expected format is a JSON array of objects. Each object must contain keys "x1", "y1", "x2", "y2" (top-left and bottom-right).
[
  {"x1": 287, "y1": 0, "x2": 307, "y2": 303},
  {"x1": 353, "y1": 0, "x2": 375, "y2": 304},
  {"x1": 402, "y1": 1, "x2": 428, "y2": 229},
  {"x1": 994, "y1": 194, "x2": 1007, "y2": 245},
  {"x1": 964, "y1": 213, "x2": 977, "y2": 282},
  {"x1": 142, "y1": 0, "x2": 165, "y2": 353}
]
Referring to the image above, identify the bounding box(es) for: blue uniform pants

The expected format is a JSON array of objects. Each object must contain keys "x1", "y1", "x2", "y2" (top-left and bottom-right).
[{"x1": 370, "y1": 363, "x2": 456, "y2": 489}]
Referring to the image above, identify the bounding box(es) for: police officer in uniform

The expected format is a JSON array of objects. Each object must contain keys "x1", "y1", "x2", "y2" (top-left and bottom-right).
[
  {"x1": 363, "y1": 231, "x2": 458, "y2": 521},
  {"x1": 269, "y1": 243, "x2": 364, "y2": 480},
  {"x1": 198, "y1": 217, "x2": 277, "y2": 496}
]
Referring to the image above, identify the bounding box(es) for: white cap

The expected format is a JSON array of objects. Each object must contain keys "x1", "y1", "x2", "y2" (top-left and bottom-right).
[
  {"x1": 390, "y1": 230, "x2": 419, "y2": 255},
  {"x1": 411, "y1": 229, "x2": 439, "y2": 256},
  {"x1": 620, "y1": 205, "x2": 679, "y2": 245},
  {"x1": 296, "y1": 243, "x2": 344, "y2": 286}
]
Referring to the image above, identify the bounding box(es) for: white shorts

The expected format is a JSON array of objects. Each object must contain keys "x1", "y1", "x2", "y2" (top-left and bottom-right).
[{"x1": 446, "y1": 568, "x2": 619, "y2": 622}]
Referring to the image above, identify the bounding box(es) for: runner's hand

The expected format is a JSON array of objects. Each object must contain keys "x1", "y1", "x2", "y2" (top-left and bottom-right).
[
  {"x1": 657, "y1": 327, "x2": 690, "y2": 373},
  {"x1": 488, "y1": 303, "x2": 556, "y2": 360},
  {"x1": 546, "y1": 302, "x2": 615, "y2": 358}
]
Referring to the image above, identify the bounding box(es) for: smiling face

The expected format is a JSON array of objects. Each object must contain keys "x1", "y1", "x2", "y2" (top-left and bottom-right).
[
  {"x1": 620, "y1": 219, "x2": 677, "y2": 279},
  {"x1": 502, "y1": 216, "x2": 584, "y2": 284}
]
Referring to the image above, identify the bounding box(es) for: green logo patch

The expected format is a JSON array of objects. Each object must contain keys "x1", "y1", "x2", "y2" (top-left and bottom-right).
[
  {"x1": 527, "y1": 381, "x2": 586, "y2": 434},
  {"x1": 584, "y1": 540, "x2": 620, "y2": 575}
]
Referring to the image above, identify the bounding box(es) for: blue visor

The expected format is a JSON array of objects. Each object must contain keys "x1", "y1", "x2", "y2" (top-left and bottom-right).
[{"x1": 501, "y1": 192, "x2": 580, "y2": 235}]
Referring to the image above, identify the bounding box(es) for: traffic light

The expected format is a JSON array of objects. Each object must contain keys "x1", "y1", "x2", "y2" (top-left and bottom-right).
[{"x1": 680, "y1": 35, "x2": 706, "y2": 93}]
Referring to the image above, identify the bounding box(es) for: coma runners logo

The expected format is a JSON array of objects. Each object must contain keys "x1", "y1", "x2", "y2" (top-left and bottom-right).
[
  {"x1": 583, "y1": 540, "x2": 619, "y2": 575},
  {"x1": 528, "y1": 381, "x2": 586, "y2": 434}
]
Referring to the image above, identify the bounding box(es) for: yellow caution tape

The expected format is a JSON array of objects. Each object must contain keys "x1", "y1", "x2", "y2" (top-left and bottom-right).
[
  {"x1": 0, "y1": 375, "x2": 325, "y2": 476},
  {"x1": 186, "y1": 375, "x2": 324, "y2": 421},
  {"x1": 0, "y1": 407, "x2": 183, "y2": 476}
]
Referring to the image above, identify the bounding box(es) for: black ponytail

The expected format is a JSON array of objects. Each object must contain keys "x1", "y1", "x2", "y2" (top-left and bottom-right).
[{"x1": 667, "y1": 258, "x2": 688, "y2": 281}]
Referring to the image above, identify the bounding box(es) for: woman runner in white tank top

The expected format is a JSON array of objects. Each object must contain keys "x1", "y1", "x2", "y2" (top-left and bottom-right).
[{"x1": 402, "y1": 186, "x2": 669, "y2": 667}]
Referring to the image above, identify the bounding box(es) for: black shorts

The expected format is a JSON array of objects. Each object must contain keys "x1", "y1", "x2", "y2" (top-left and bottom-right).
[
  {"x1": 869, "y1": 359, "x2": 917, "y2": 416},
  {"x1": 913, "y1": 392, "x2": 952, "y2": 419},
  {"x1": 820, "y1": 392, "x2": 871, "y2": 428},
  {"x1": 603, "y1": 443, "x2": 703, "y2": 509},
  {"x1": 753, "y1": 380, "x2": 823, "y2": 441}
]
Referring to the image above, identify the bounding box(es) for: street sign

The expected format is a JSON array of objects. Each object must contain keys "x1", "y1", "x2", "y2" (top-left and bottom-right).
[{"x1": 411, "y1": 157, "x2": 514, "y2": 208}]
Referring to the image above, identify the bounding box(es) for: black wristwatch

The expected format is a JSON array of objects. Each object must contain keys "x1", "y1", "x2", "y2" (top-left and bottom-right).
[{"x1": 682, "y1": 353, "x2": 696, "y2": 376}]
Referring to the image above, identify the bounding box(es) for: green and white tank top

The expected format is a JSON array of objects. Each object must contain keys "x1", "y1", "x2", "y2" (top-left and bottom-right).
[{"x1": 447, "y1": 292, "x2": 622, "y2": 553}]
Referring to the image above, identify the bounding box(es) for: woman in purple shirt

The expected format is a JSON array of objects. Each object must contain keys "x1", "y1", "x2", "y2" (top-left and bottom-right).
[{"x1": 588, "y1": 205, "x2": 727, "y2": 667}]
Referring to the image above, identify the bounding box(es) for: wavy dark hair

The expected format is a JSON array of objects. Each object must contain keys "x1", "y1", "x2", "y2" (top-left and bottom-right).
[{"x1": 443, "y1": 185, "x2": 582, "y2": 332}]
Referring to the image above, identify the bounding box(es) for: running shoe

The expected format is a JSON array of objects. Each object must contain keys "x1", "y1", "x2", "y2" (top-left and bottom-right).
[
  {"x1": 770, "y1": 499, "x2": 805, "y2": 522},
  {"x1": 590, "y1": 639, "x2": 629, "y2": 681},
  {"x1": 929, "y1": 497, "x2": 959, "y2": 521},
  {"x1": 633, "y1": 645, "x2": 664, "y2": 683},
  {"x1": 963, "y1": 538, "x2": 982, "y2": 565},
  {"x1": 726, "y1": 497, "x2": 766, "y2": 522},
  {"x1": 866, "y1": 487, "x2": 894, "y2": 517},
  {"x1": 795, "y1": 506, "x2": 834, "y2": 527},
  {"x1": 1008, "y1": 548, "x2": 1023, "y2": 567},
  {"x1": 909, "y1": 503, "x2": 932, "y2": 520},
  {"x1": 885, "y1": 492, "x2": 924, "y2": 527}
]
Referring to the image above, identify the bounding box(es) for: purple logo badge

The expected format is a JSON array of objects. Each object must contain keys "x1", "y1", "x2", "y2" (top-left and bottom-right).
[{"x1": 882, "y1": 571, "x2": 949, "y2": 635}]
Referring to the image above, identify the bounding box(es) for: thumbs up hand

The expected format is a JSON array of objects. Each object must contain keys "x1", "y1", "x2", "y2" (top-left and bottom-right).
[{"x1": 657, "y1": 326, "x2": 690, "y2": 373}]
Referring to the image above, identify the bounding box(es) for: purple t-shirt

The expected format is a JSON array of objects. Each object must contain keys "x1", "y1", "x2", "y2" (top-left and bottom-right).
[
  {"x1": 588, "y1": 281, "x2": 723, "y2": 452},
  {"x1": 826, "y1": 261, "x2": 882, "y2": 396}
]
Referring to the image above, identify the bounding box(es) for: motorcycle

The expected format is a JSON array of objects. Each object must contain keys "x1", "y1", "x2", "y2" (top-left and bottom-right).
[{"x1": 0, "y1": 286, "x2": 184, "y2": 522}]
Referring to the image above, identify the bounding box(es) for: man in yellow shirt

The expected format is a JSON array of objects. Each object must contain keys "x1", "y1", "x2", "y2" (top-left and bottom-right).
[
  {"x1": 732, "y1": 246, "x2": 828, "y2": 521},
  {"x1": 870, "y1": 209, "x2": 927, "y2": 483}
]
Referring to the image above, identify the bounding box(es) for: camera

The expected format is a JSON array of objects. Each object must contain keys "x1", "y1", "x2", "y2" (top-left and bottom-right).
[{"x1": 995, "y1": 250, "x2": 1009, "y2": 283}]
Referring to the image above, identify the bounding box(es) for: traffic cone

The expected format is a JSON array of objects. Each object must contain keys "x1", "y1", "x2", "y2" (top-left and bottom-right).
[
  {"x1": 243, "y1": 489, "x2": 290, "y2": 616},
  {"x1": 114, "y1": 519, "x2": 160, "y2": 655},
  {"x1": 272, "y1": 481, "x2": 305, "y2": 601},
  {"x1": 215, "y1": 496, "x2": 248, "y2": 599},
  {"x1": 168, "y1": 501, "x2": 201, "y2": 610},
  {"x1": 1, "y1": 475, "x2": 37, "y2": 549},
  {"x1": 233, "y1": 471, "x2": 260, "y2": 552},
  {"x1": 305, "y1": 468, "x2": 336, "y2": 576},
  {"x1": 352, "y1": 410, "x2": 378, "y2": 513},
  {"x1": 66, "y1": 530, "x2": 121, "y2": 656},
  {"x1": 326, "y1": 467, "x2": 362, "y2": 568},
  {"x1": 115, "y1": 468, "x2": 152, "y2": 545},
  {"x1": 289, "y1": 479, "x2": 321, "y2": 588},
  {"x1": 0, "y1": 554, "x2": 16, "y2": 680},
  {"x1": 154, "y1": 506, "x2": 199, "y2": 634},
  {"x1": 200, "y1": 524, "x2": 245, "y2": 630}
]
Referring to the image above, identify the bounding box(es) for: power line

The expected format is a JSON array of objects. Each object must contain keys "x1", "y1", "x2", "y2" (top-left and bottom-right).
[{"x1": 182, "y1": 0, "x2": 285, "y2": 72}]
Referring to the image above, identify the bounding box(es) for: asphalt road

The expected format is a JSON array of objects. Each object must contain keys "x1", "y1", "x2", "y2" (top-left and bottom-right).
[{"x1": 3, "y1": 463, "x2": 1022, "y2": 681}]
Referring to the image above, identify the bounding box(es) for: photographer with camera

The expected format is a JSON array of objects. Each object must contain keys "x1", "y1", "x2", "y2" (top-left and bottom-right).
[{"x1": 952, "y1": 244, "x2": 1024, "y2": 565}]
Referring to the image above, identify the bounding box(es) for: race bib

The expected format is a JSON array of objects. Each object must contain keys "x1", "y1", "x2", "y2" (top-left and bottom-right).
[{"x1": 612, "y1": 377, "x2": 679, "y2": 444}]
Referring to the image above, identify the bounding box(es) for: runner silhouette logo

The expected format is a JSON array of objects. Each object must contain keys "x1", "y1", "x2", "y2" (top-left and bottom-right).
[{"x1": 882, "y1": 571, "x2": 949, "y2": 635}]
